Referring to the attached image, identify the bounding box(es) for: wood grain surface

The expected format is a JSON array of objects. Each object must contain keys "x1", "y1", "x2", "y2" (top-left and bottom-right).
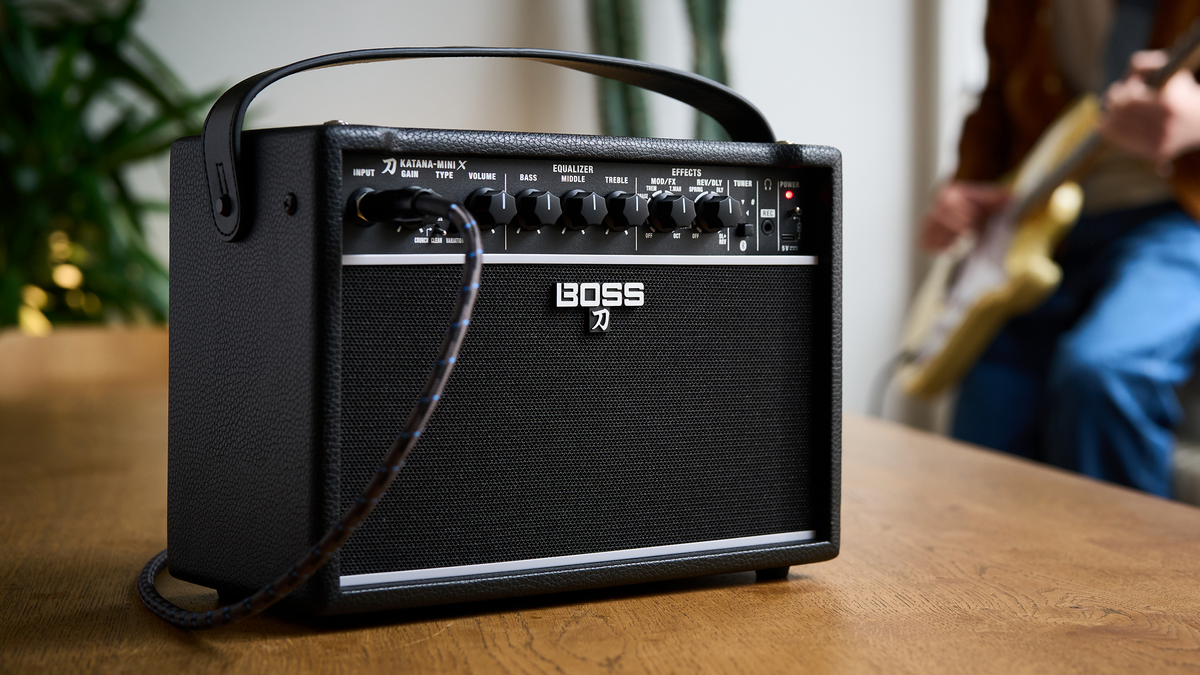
[{"x1": 3, "y1": 328, "x2": 1200, "y2": 674}]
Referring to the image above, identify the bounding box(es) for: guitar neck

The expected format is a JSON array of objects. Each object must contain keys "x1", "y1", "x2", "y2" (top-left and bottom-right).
[
  {"x1": 1144, "y1": 18, "x2": 1200, "y2": 89},
  {"x1": 1010, "y1": 18, "x2": 1200, "y2": 221},
  {"x1": 1009, "y1": 132, "x2": 1103, "y2": 221}
]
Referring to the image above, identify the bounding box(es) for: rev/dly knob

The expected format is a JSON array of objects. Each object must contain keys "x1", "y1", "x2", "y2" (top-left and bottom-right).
[
  {"x1": 514, "y1": 189, "x2": 562, "y2": 231},
  {"x1": 603, "y1": 191, "x2": 648, "y2": 230},
  {"x1": 560, "y1": 190, "x2": 609, "y2": 230},
  {"x1": 648, "y1": 191, "x2": 695, "y2": 232},
  {"x1": 694, "y1": 193, "x2": 745, "y2": 233},
  {"x1": 466, "y1": 188, "x2": 517, "y2": 227}
]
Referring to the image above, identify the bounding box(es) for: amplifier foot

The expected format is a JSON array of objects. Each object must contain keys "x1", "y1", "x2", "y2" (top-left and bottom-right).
[{"x1": 755, "y1": 566, "x2": 791, "y2": 582}]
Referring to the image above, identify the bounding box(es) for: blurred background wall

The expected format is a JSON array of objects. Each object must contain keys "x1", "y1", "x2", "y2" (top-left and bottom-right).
[{"x1": 128, "y1": 0, "x2": 988, "y2": 416}]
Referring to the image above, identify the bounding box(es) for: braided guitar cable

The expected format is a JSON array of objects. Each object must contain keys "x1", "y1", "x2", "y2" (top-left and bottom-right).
[{"x1": 138, "y1": 193, "x2": 482, "y2": 629}]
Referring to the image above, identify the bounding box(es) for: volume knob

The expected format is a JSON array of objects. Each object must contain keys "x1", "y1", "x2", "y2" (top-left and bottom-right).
[
  {"x1": 560, "y1": 190, "x2": 609, "y2": 230},
  {"x1": 694, "y1": 193, "x2": 745, "y2": 233},
  {"x1": 466, "y1": 188, "x2": 517, "y2": 227},
  {"x1": 603, "y1": 191, "x2": 649, "y2": 230},
  {"x1": 648, "y1": 191, "x2": 695, "y2": 232},
  {"x1": 514, "y1": 189, "x2": 562, "y2": 231}
]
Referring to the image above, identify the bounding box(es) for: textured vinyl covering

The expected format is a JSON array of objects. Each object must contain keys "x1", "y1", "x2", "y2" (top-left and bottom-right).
[{"x1": 339, "y1": 264, "x2": 822, "y2": 577}]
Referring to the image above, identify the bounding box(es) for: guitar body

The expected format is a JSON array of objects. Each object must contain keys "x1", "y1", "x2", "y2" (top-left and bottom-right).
[
  {"x1": 899, "y1": 96, "x2": 1098, "y2": 398},
  {"x1": 899, "y1": 182, "x2": 1083, "y2": 397}
]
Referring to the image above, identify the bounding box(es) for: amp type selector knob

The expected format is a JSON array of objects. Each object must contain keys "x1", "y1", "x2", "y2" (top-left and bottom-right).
[
  {"x1": 514, "y1": 189, "x2": 563, "y2": 231},
  {"x1": 647, "y1": 191, "x2": 695, "y2": 232},
  {"x1": 694, "y1": 193, "x2": 745, "y2": 233},
  {"x1": 603, "y1": 191, "x2": 649, "y2": 230},
  {"x1": 559, "y1": 190, "x2": 609, "y2": 230},
  {"x1": 466, "y1": 188, "x2": 517, "y2": 227}
]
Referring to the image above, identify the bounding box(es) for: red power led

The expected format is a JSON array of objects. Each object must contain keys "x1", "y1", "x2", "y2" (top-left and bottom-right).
[{"x1": 784, "y1": 190, "x2": 794, "y2": 199}]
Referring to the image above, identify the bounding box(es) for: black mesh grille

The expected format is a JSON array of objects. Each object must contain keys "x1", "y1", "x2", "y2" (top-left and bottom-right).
[{"x1": 339, "y1": 264, "x2": 825, "y2": 576}]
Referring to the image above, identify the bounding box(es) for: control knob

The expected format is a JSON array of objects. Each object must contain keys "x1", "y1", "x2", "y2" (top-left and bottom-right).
[
  {"x1": 603, "y1": 191, "x2": 649, "y2": 230},
  {"x1": 647, "y1": 191, "x2": 695, "y2": 232},
  {"x1": 465, "y1": 188, "x2": 517, "y2": 228},
  {"x1": 514, "y1": 189, "x2": 562, "y2": 231},
  {"x1": 559, "y1": 190, "x2": 609, "y2": 230},
  {"x1": 694, "y1": 193, "x2": 745, "y2": 233}
]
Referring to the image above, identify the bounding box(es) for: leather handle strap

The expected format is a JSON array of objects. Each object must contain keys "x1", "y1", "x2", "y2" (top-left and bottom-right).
[{"x1": 202, "y1": 47, "x2": 776, "y2": 241}]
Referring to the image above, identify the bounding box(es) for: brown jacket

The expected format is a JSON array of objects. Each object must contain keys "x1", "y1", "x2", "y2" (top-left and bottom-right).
[{"x1": 955, "y1": 0, "x2": 1200, "y2": 216}]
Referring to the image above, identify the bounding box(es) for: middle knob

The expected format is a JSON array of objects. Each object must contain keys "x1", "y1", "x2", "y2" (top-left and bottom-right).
[
  {"x1": 514, "y1": 189, "x2": 563, "y2": 231},
  {"x1": 648, "y1": 191, "x2": 696, "y2": 232},
  {"x1": 559, "y1": 190, "x2": 609, "y2": 230}
]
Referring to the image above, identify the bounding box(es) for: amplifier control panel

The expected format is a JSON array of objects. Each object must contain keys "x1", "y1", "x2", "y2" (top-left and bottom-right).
[{"x1": 340, "y1": 153, "x2": 822, "y2": 260}]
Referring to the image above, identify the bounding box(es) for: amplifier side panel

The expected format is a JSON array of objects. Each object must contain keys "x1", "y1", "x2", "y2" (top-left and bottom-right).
[{"x1": 167, "y1": 129, "x2": 340, "y2": 607}]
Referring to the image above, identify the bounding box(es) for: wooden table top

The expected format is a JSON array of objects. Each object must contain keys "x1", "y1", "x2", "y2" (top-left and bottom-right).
[{"x1": 4, "y1": 327, "x2": 1200, "y2": 673}]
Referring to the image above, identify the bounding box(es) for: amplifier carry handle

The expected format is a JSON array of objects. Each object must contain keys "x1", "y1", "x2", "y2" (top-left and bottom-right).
[{"x1": 202, "y1": 47, "x2": 776, "y2": 241}]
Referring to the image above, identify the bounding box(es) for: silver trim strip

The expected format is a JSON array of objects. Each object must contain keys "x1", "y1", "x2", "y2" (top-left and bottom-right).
[
  {"x1": 342, "y1": 253, "x2": 818, "y2": 266},
  {"x1": 339, "y1": 530, "x2": 817, "y2": 587}
]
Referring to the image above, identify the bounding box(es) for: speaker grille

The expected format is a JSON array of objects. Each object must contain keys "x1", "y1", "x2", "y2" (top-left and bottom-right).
[{"x1": 338, "y1": 263, "x2": 825, "y2": 577}]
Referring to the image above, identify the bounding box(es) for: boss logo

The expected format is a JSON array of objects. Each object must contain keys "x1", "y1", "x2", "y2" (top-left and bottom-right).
[
  {"x1": 554, "y1": 282, "x2": 645, "y2": 308},
  {"x1": 553, "y1": 282, "x2": 644, "y2": 333}
]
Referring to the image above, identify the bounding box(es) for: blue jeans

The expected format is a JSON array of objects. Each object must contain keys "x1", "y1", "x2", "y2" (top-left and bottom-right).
[{"x1": 952, "y1": 202, "x2": 1200, "y2": 497}]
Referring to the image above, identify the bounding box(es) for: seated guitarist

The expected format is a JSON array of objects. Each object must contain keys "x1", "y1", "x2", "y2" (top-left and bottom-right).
[{"x1": 922, "y1": 0, "x2": 1200, "y2": 496}]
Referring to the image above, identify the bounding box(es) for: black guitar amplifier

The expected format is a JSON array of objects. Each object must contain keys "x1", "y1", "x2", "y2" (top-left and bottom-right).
[{"x1": 166, "y1": 48, "x2": 841, "y2": 616}]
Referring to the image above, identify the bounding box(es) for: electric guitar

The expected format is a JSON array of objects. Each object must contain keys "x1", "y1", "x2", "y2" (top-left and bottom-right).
[{"x1": 899, "y1": 21, "x2": 1200, "y2": 398}]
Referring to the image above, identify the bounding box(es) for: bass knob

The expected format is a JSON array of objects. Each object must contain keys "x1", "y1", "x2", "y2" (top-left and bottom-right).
[{"x1": 514, "y1": 189, "x2": 562, "y2": 231}]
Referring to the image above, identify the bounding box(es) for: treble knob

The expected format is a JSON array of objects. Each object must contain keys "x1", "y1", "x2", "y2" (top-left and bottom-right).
[
  {"x1": 603, "y1": 191, "x2": 649, "y2": 230},
  {"x1": 514, "y1": 189, "x2": 562, "y2": 231},
  {"x1": 647, "y1": 191, "x2": 695, "y2": 232},
  {"x1": 560, "y1": 190, "x2": 609, "y2": 230},
  {"x1": 694, "y1": 193, "x2": 745, "y2": 233},
  {"x1": 466, "y1": 188, "x2": 517, "y2": 227}
]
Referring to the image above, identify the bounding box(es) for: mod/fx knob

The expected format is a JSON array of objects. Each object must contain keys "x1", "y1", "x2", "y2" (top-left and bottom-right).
[
  {"x1": 648, "y1": 191, "x2": 695, "y2": 232},
  {"x1": 559, "y1": 190, "x2": 609, "y2": 230},
  {"x1": 603, "y1": 191, "x2": 648, "y2": 230},
  {"x1": 514, "y1": 189, "x2": 562, "y2": 231},
  {"x1": 694, "y1": 193, "x2": 745, "y2": 233},
  {"x1": 465, "y1": 188, "x2": 517, "y2": 227}
]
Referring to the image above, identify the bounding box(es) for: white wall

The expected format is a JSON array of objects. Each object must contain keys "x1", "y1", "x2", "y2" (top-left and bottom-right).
[
  {"x1": 134, "y1": 0, "x2": 950, "y2": 415},
  {"x1": 936, "y1": 0, "x2": 990, "y2": 178},
  {"x1": 729, "y1": 1, "x2": 921, "y2": 413},
  {"x1": 130, "y1": 0, "x2": 601, "y2": 262}
]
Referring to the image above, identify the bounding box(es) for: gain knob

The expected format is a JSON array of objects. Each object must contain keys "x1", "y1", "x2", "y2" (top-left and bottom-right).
[
  {"x1": 648, "y1": 191, "x2": 695, "y2": 232},
  {"x1": 559, "y1": 190, "x2": 609, "y2": 230},
  {"x1": 465, "y1": 188, "x2": 517, "y2": 227},
  {"x1": 694, "y1": 193, "x2": 745, "y2": 233},
  {"x1": 603, "y1": 191, "x2": 649, "y2": 230},
  {"x1": 514, "y1": 189, "x2": 562, "y2": 231}
]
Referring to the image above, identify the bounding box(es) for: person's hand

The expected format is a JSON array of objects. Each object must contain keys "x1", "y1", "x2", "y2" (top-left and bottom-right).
[
  {"x1": 1100, "y1": 50, "x2": 1200, "y2": 164},
  {"x1": 920, "y1": 181, "x2": 1010, "y2": 251}
]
